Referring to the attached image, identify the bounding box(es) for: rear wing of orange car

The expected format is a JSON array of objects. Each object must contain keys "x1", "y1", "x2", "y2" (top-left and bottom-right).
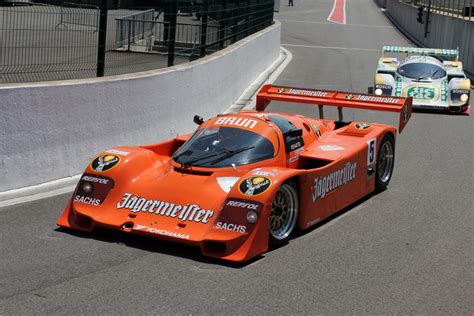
[{"x1": 256, "y1": 84, "x2": 412, "y2": 133}]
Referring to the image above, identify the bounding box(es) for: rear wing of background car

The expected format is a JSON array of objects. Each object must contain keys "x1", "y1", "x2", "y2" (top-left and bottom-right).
[
  {"x1": 382, "y1": 46, "x2": 459, "y2": 60},
  {"x1": 256, "y1": 85, "x2": 412, "y2": 133}
]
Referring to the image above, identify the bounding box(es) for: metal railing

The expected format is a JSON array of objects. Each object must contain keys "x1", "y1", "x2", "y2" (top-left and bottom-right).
[
  {"x1": 115, "y1": 9, "x2": 156, "y2": 48},
  {"x1": 55, "y1": 2, "x2": 100, "y2": 30},
  {"x1": 400, "y1": 0, "x2": 474, "y2": 18},
  {"x1": 0, "y1": 0, "x2": 275, "y2": 84}
]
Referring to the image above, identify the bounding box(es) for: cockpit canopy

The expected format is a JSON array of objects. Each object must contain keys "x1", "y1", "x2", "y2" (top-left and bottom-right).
[
  {"x1": 173, "y1": 126, "x2": 276, "y2": 168},
  {"x1": 397, "y1": 62, "x2": 446, "y2": 80}
]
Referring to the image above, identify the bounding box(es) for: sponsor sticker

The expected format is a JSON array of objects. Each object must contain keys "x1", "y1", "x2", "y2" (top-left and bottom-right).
[
  {"x1": 356, "y1": 95, "x2": 400, "y2": 104},
  {"x1": 406, "y1": 86, "x2": 437, "y2": 101},
  {"x1": 290, "y1": 142, "x2": 302, "y2": 151},
  {"x1": 375, "y1": 84, "x2": 392, "y2": 90},
  {"x1": 319, "y1": 145, "x2": 345, "y2": 151},
  {"x1": 312, "y1": 162, "x2": 357, "y2": 203},
  {"x1": 355, "y1": 123, "x2": 371, "y2": 130},
  {"x1": 288, "y1": 155, "x2": 299, "y2": 164},
  {"x1": 116, "y1": 193, "x2": 214, "y2": 224},
  {"x1": 81, "y1": 174, "x2": 109, "y2": 184},
  {"x1": 239, "y1": 176, "x2": 271, "y2": 196},
  {"x1": 106, "y1": 149, "x2": 130, "y2": 156},
  {"x1": 252, "y1": 170, "x2": 278, "y2": 177},
  {"x1": 134, "y1": 224, "x2": 190, "y2": 240},
  {"x1": 215, "y1": 222, "x2": 247, "y2": 234},
  {"x1": 226, "y1": 200, "x2": 260, "y2": 210},
  {"x1": 74, "y1": 195, "x2": 101, "y2": 206},
  {"x1": 214, "y1": 117, "x2": 258, "y2": 129},
  {"x1": 91, "y1": 155, "x2": 120, "y2": 172},
  {"x1": 286, "y1": 88, "x2": 328, "y2": 97}
]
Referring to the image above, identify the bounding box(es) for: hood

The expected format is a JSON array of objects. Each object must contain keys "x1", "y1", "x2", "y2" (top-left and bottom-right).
[
  {"x1": 395, "y1": 76, "x2": 449, "y2": 106},
  {"x1": 73, "y1": 164, "x2": 246, "y2": 242}
]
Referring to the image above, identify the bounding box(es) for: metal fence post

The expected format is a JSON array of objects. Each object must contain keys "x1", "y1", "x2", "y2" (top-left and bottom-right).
[
  {"x1": 167, "y1": 1, "x2": 177, "y2": 67},
  {"x1": 218, "y1": 0, "x2": 227, "y2": 49},
  {"x1": 424, "y1": 0, "x2": 431, "y2": 38},
  {"x1": 127, "y1": 19, "x2": 132, "y2": 51},
  {"x1": 97, "y1": 0, "x2": 108, "y2": 77},
  {"x1": 200, "y1": 0, "x2": 209, "y2": 57}
]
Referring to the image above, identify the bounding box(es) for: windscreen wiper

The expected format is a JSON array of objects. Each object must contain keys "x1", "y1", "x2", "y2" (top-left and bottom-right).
[
  {"x1": 180, "y1": 146, "x2": 255, "y2": 167},
  {"x1": 180, "y1": 149, "x2": 229, "y2": 167},
  {"x1": 209, "y1": 146, "x2": 255, "y2": 165}
]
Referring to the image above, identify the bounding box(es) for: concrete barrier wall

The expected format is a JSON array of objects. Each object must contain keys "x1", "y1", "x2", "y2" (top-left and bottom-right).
[
  {"x1": 384, "y1": 1, "x2": 473, "y2": 76},
  {"x1": 0, "y1": 21, "x2": 281, "y2": 192}
]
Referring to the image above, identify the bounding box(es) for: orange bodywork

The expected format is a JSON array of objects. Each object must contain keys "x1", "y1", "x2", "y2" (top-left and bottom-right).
[{"x1": 57, "y1": 85, "x2": 412, "y2": 262}]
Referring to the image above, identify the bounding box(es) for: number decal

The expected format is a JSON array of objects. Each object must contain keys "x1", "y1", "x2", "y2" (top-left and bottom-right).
[{"x1": 367, "y1": 138, "x2": 376, "y2": 166}]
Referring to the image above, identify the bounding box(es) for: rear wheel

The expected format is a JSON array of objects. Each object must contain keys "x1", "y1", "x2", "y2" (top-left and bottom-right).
[
  {"x1": 269, "y1": 182, "x2": 299, "y2": 246},
  {"x1": 375, "y1": 134, "x2": 395, "y2": 192}
]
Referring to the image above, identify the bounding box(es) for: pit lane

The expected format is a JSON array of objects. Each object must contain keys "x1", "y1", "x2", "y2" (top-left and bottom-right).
[{"x1": 0, "y1": 0, "x2": 472, "y2": 314}]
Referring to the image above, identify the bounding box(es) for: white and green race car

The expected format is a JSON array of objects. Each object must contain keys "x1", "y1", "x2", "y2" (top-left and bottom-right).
[{"x1": 371, "y1": 46, "x2": 471, "y2": 113}]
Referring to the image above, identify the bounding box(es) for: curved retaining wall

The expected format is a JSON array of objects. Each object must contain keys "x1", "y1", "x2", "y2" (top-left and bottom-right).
[
  {"x1": 379, "y1": 0, "x2": 473, "y2": 76},
  {"x1": 0, "y1": 22, "x2": 281, "y2": 192}
]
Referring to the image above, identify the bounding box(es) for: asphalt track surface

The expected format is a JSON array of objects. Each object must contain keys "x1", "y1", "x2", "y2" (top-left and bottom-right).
[{"x1": 1, "y1": 0, "x2": 473, "y2": 314}]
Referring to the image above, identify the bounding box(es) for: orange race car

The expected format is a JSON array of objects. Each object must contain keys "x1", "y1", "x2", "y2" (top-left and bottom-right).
[{"x1": 57, "y1": 85, "x2": 412, "y2": 262}]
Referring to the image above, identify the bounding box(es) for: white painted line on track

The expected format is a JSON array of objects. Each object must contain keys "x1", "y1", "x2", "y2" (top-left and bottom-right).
[
  {"x1": 282, "y1": 43, "x2": 380, "y2": 52},
  {"x1": 279, "y1": 19, "x2": 393, "y2": 28},
  {"x1": 277, "y1": 9, "x2": 324, "y2": 14}
]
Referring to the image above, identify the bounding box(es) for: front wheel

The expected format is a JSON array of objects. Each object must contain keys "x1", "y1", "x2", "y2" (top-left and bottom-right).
[
  {"x1": 269, "y1": 182, "x2": 299, "y2": 247},
  {"x1": 375, "y1": 133, "x2": 395, "y2": 192}
]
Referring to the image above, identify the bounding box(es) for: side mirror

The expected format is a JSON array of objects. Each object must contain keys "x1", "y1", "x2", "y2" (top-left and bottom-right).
[
  {"x1": 283, "y1": 128, "x2": 303, "y2": 138},
  {"x1": 193, "y1": 115, "x2": 204, "y2": 125}
]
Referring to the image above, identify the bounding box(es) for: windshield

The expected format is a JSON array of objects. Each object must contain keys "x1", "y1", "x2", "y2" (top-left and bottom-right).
[
  {"x1": 173, "y1": 126, "x2": 275, "y2": 168},
  {"x1": 397, "y1": 63, "x2": 446, "y2": 80}
]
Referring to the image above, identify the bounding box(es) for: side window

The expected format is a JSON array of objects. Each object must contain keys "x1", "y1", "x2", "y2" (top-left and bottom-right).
[{"x1": 269, "y1": 115, "x2": 304, "y2": 153}]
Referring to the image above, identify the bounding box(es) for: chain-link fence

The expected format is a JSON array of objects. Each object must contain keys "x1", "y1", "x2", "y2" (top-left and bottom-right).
[{"x1": 0, "y1": 0, "x2": 274, "y2": 84}]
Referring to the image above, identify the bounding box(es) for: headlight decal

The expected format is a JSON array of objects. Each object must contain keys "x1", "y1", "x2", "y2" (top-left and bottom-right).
[
  {"x1": 74, "y1": 173, "x2": 114, "y2": 206},
  {"x1": 214, "y1": 199, "x2": 263, "y2": 234}
]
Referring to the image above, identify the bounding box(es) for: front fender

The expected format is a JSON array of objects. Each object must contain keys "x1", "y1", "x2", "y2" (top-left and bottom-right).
[
  {"x1": 448, "y1": 78, "x2": 471, "y2": 107},
  {"x1": 209, "y1": 167, "x2": 305, "y2": 262},
  {"x1": 374, "y1": 73, "x2": 396, "y2": 96}
]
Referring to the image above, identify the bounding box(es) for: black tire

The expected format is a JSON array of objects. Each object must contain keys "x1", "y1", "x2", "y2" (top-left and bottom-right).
[
  {"x1": 368, "y1": 87, "x2": 374, "y2": 94},
  {"x1": 375, "y1": 133, "x2": 395, "y2": 192},
  {"x1": 269, "y1": 181, "x2": 299, "y2": 247}
]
